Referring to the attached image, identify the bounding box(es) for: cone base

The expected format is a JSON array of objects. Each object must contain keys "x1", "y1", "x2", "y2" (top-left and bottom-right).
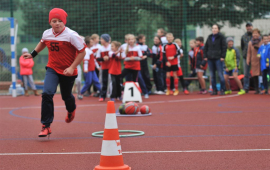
[{"x1": 94, "y1": 164, "x2": 131, "y2": 170}]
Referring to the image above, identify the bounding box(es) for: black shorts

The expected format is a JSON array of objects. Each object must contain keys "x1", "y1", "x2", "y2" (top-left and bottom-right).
[{"x1": 166, "y1": 65, "x2": 179, "y2": 72}]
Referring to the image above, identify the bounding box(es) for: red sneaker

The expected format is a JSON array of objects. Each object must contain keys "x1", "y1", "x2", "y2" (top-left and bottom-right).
[
  {"x1": 184, "y1": 89, "x2": 189, "y2": 95},
  {"x1": 65, "y1": 109, "x2": 76, "y2": 123},
  {"x1": 38, "y1": 125, "x2": 51, "y2": 137},
  {"x1": 99, "y1": 98, "x2": 104, "y2": 102}
]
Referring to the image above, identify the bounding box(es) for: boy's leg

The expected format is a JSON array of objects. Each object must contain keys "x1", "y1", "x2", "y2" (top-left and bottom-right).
[
  {"x1": 110, "y1": 75, "x2": 116, "y2": 98},
  {"x1": 100, "y1": 69, "x2": 109, "y2": 99},
  {"x1": 137, "y1": 71, "x2": 148, "y2": 95},
  {"x1": 179, "y1": 76, "x2": 186, "y2": 90},
  {"x1": 22, "y1": 75, "x2": 28, "y2": 91},
  {"x1": 262, "y1": 69, "x2": 268, "y2": 91},
  {"x1": 116, "y1": 75, "x2": 122, "y2": 98},
  {"x1": 80, "y1": 72, "x2": 93, "y2": 95},
  {"x1": 59, "y1": 74, "x2": 77, "y2": 114},
  {"x1": 28, "y1": 75, "x2": 37, "y2": 90},
  {"x1": 92, "y1": 71, "x2": 101, "y2": 91},
  {"x1": 170, "y1": 76, "x2": 174, "y2": 90},
  {"x1": 233, "y1": 71, "x2": 243, "y2": 90},
  {"x1": 41, "y1": 68, "x2": 59, "y2": 127},
  {"x1": 132, "y1": 70, "x2": 139, "y2": 82},
  {"x1": 166, "y1": 72, "x2": 171, "y2": 95},
  {"x1": 208, "y1": 60, "x2": 217, "y2": 92},
  {"x1": 224, "y1": 74, "x2": 230, "y2": 90},
  {"x1": 243, "y1": 58, "x2": 250, "y2": 91},
  {"x1": 173, "y1": 72, "x2": 179, "y2": 95},
  {"x1": 216, "y1": 60, "x2": 226, "y2": 92},
  {"x1": 197, "y1": 72, "x2": 206, "y2": 90}
]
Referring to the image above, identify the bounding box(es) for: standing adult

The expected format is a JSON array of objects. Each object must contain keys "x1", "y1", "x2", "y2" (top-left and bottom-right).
[
  {"x1": 246, "y1": 28, "x2": 263, "y2": 94},
  {"x1": 204, "y1": 24, "x2": 227, "y2": 95},
  {"x1": 241, "y1": 23, "x2": 253, "y2": 93},
  {"x1": 19, "y1": 48, "x2": 39, "y2": 96}
]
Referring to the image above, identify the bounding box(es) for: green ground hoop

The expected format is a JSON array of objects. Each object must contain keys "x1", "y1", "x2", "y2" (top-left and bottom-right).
[{"x1": 92, "y1": 130, "x2": 145, "y2": 138}]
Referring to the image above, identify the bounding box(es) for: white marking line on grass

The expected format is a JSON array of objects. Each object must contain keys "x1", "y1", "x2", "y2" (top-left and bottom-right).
[
  {"x1": 0, "y1": 94, "x2": 239, "y2": 110},
  {"x1": 1, "y1": 148, "x2": 270, "y2": 156}
]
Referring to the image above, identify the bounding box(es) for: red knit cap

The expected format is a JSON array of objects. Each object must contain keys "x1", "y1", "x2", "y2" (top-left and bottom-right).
[{"x1": 49, "y1": 8, "x2": 68, "y2": 25}]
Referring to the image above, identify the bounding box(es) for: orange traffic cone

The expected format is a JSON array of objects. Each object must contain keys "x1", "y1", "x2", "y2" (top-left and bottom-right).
[{"x1": 94, "y1": 101, "x2": 131, "y2": 170}]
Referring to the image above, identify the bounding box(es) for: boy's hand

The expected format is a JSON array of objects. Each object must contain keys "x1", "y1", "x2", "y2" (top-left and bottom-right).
[
  {"x1": 142, "y1": 56, "x2": 147, "y2": 60},
  {"x1": 153, "y1": 64, "x2": 157, "y2": 70},
  {"x1": 63, "y1": 67, "x2": 74, "y2": 76},
  {"x1": 166, "y1": 62, "x2": 171, "y2": 67},
  {"x1": 23, "y1": 53, "x2": 33, "y2": 59},
  {"x1": 200, "y1": 65, "x2": 203, "y2": 68},
  {"x1": 168, "y1": 56, "x2": 174, "y2": 60},
  {"x1": 103, "y1": 56, "x2": 109, "y2": 61},
  {"x1": 130, "y1": 56, "x2": 135, "y2": 61},
  {"x1": 266, "y1": 63, "x2": 269, "y2": 67},
  {"x1": 234, "y1": 67, "x2": 238, "y2": 71},
  {"x1": 220, "y1": 58, "x2": 224, "y2": 61},
  {"x1": 225, "y1": 68, "x2": 229, "y2": 72}
]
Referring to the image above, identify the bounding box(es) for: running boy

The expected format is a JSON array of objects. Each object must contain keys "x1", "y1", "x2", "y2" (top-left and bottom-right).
[
  {"x1": 96, "y1": 34, "x2": 111, "y2": 101},
  {"x1": 79, "y1": 36, "x2": 101, "y2": 99},
  {"x1": 24, "y1": 8, "x2": 86, "y2": 137},
  {"x1": 163, "y1": 33, "x2": 181, "y2": 95},
  {"x1": 224, "y1": 37, "x2": 245, "y2": 95}
]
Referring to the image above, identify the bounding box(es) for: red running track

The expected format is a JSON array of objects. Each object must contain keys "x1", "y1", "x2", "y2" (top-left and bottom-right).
[{"x1": 0, "y1": 92, "x2": 270, "y2": 170}]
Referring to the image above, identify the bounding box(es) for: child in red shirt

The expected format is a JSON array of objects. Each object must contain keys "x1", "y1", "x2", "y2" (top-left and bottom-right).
[
  {"x1": 109, "y1": 41, "x2": 123, "y2": 101},
  {"x1": 24, "y1": 8, "x2": 86, "y2": 137},
  {"x1": 163, "y1": 33, "x2": 181, "y2": 95}
]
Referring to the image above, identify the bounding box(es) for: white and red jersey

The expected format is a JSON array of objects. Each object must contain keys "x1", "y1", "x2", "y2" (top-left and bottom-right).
[
  {"x1": 40, "y1": 27, "x2": 86, "y2": 76},
  {"x1": 96, "y1": 44, "x2": 111, "y2": 70},
  {"x1": 108, "y1": 51, "x2": 122, "y2": 75},
  {"x1": 83, "y1": 47, "x2": 95, "y2": 72},
  {"x1": 90, "y1": 43, "x2": 102, "y2": 57},
  {"x1": 138, "y1": 44, "x2": 148, "y2": 53},
  {"x1": 122, "y1": 45, "x2": 143, "y2": 70}
]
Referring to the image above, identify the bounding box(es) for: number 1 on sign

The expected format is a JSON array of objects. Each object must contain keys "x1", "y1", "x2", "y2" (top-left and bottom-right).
[
  {"x1": 118, "y1": 149, "x2": 122, "y2": 154},
  {"x1": 128, "y1": 87, "x2": 134, "y2": 97}
]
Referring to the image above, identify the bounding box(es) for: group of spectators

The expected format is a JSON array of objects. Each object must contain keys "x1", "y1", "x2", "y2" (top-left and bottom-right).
[{"x1": 19, "y1": 22, "x2": 270, "y2": 99}]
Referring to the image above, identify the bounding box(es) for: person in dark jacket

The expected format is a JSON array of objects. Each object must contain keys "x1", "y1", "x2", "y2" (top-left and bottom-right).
[
  {"x1": 241, "y1": 23, "x2": 253, "y2": 93},
  {"x1": 204, "y1": 24, "x2": 227, "y2": 95}
]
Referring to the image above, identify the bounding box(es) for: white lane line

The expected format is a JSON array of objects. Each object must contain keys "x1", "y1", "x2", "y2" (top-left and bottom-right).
[
  {"x1": 0, "y1": 95, "x2": 239, "y2": 110},
  {"x1": 1, "y1": 148, "x2": 269, "y2": 156}
]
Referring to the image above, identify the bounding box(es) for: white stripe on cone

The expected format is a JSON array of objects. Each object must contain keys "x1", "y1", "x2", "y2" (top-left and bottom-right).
[
  {"x1": 101, "y1": 140, "x2": 122, "y2": 156},
  {"x1": 104, "y1": 114, "x2": 118, "y2": 129}
]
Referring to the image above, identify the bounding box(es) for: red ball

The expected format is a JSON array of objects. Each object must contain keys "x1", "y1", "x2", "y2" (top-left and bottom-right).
[
  {"x1": 140, "y1": 105, "x2": 151, "y2": 114},
  {"x1": 125, "y1": 102, "x2": 139, "y2": 114}
]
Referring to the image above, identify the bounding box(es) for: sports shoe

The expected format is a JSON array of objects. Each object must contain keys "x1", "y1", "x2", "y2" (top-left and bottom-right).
[
  {"x1": 238, "y1": 89, "x2": 246, "y2": 95},
  {"x1": 208, "y1": 88, "x2": 213, "y2": 93},
  {"x1": 144, "y1": 94, "x2": 149, "y2": 98},
  {"x1": 211, "y1": 91, "x2": 218, "y2": 95},
  {"x1": 99, "y1": 98, "x2": 104, "y2": 102},
  {"x1": 184, "y1": 89, "x2": 189, "y2": 95},
  {"x1": 65, "y1": 109, "x2": 76, "y2": 123},
  {"x1": 77, "y1": 94, "x2": 83, "y2": 100},
  {"x1": 201, "y1": 90, "x2": 207, "y2": 94},
  {"x1": 83, "y1": 92, "x2": 91, "y2": 97},
  {"x1": 110, "y1": 98, "x2": 115, "y2": 101},
  {"x1": 225, "y1": 90, "x2": 232, "y2": 95},
  {"x1": 38, "y1": 125, "x2": 51, "y2": 137},
  {"x1": 166, "y1": 90, "x2": 171, "y2": 95},
  {"x1": 219, "y1": 91, "x2": 225, "y2": 96},
  {"x1": 173, "y1": 90, "x2": 179, "y2": 96},
  {"x1": 157, "y1": 91, "x2": 165, "y2": 95},
  {"x1": 265, "y1": 90, "x2": 269, "y2": 95}
]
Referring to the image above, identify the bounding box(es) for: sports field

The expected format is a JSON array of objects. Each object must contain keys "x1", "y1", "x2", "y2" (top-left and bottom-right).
[{"x1": 0, "y1": 93, "x2": 269, "y2": 170}]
